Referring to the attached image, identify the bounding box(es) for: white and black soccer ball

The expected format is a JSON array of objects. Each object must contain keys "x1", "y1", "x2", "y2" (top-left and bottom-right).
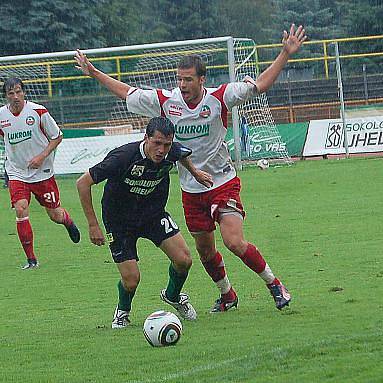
[
  {"x1": 256, "y1": 158, "x2": 270, "y2": 170},
  {"x1": 143, "y1": 310, "x2": 182, "y2": 347}
]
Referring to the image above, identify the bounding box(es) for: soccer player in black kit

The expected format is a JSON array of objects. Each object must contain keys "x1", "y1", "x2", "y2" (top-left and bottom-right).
[{"x1": 76, "y1": 117, "x2": 213, "y2": 328}]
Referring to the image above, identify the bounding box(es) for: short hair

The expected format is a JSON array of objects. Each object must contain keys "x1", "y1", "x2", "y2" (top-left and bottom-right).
[
  {"x1": 146, "y1": 116, "x2": 175, "y2": 138},
  {"x1": 177, "y1": 55, "x2": 207, "y2": 77},
  {"x1": 3, "y1": 78, "x2": 24, "y2": 96}
]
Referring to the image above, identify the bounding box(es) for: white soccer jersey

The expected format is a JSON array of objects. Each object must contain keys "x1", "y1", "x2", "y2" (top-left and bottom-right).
[
  {"x1": 126, "y1": 81, "x2": 256, "y2": 193},
  {"x1": 0, "y1": 101, "x2": 62, "y2": 182}
]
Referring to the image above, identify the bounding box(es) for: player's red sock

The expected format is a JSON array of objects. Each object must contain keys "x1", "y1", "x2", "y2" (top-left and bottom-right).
[
  {"x1": 61, "y1": 208, "x2": 73, "y2": 227},
  {"x1": 238, "y1": 243, "x2": 276, "y2": 284},
  {"x1": 202, "y1": 251, "x2": 227, "y2": 282},
  {"x1": 238, "y1": 243, "x2": 266, "y2": 273},
  {"x1": 202, "y1": 252, "x2": 235, "y2": 298},
  {"x1": 222, "y1": 287, "x2": 237, "y2": 302},
  {"x1": 267, "y1": 278, "x2": 281, "y2": 287},
  {"x1": 16, "y1": 217, "x2": 36, "y2": 261}
]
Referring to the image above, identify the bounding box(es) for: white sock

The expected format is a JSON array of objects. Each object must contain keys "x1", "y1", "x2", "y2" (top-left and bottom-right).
[{"x1": 258, "y1": 264, "x2": 275, "y2": 284}]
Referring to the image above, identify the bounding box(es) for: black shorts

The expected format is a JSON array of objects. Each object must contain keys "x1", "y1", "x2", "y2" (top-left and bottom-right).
[{"x1": 106, "y1": 211, "x2": 180, "y2": 263}]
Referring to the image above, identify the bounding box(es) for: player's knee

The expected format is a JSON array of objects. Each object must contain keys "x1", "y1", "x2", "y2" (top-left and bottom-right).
[
  {"x1": 121, "y1": 275, "x2": 140, "y2": 292},
  {"x1": 14, "y1": 201, "x2": 29, "y2": 217},
  {"x1": 196, "y1": 245, "x2": 215, "y2": 263},
  {"x1": 223, "y1": 237, "x2": 246, "y2": 256},
  {"x1": 47, "y1": 208, "x2": 62, "y2": 223},
  {"x1": 174, "y1": 249, "x2": 192, "y2": 272}
]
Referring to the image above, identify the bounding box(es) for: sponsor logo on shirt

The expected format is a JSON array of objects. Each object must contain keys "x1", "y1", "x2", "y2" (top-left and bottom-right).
[
  {"x1": 8, "y1": 130, "x2": 32, "y2": 145},
  {"x1": 0, "y1": 119, "x2": 11, "y2": 128},
  {"x1": 123, "y1": 177, "x2": 163, "y2": 196},
  {"x1": 199, "y1": 105, "x2": 211, "y2": 118},
  {"x1": 169, "y1": 104, "x2": 182, "y2": 117},
  {"x1": 131, "y1": 165, "x2": 145, "y2": 176},
  {"x1": 26, "y1": 116, "x2": 35, "y2": 125},
  {"x1": 106, "y1": 233, "x2": 114, "y2": 243},
  {"x1": 174, "y1": 123, "x2": 210, "y2": 141}
]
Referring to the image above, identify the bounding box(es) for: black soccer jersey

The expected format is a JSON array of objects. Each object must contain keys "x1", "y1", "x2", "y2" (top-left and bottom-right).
[{"x1": 89, "y1": 140, "x2": 190, "y2": 231}]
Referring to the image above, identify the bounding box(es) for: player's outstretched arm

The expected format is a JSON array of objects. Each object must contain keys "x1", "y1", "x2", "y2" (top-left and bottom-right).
[
  {"x1": 74, "y1": 49, "x2": 130, "y2": 100},
  {"x1": 255, "y1": 24, "x2": 307, "y2": 94},
  {"x1": 76, "y1": 172, "x2": 105, "y2": 246}
]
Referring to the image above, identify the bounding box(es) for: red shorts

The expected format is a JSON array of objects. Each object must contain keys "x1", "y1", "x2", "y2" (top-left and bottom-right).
[
  {"x1": 8, "y1": 176, "x2": 61, "y2": 209},
  {"x1": 182, "y1": 177, "x2": 245, "y2": 233}
]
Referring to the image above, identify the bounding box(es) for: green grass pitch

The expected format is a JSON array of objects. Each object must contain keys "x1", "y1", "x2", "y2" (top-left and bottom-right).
[{"x1": 1, "y1": 157, "x2": 382, "y2": 382}]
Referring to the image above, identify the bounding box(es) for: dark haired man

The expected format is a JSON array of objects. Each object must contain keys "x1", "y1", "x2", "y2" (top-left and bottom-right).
[
  {"x1": 76, "y1": 116, "x2": 213, "y2": 328},
  {"x1": 0, "y1": 78, "x2": 80, "y2": 269},
  {"x1": 75, "y1": 24, "x2": 307, "y2": 312}
]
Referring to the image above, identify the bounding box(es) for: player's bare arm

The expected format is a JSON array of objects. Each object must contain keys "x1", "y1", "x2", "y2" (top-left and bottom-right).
[
  {"x1": 76, "y1": 172, "x2": 105, "y2": 246},
  {"x1": 255, "y1": 24, "x2": 307, "y2": 94},
  {"x1": 179, "y1": 157, "x2": 213, "y2": 188},
  {"x1": 74, "y1": 49, "x2": 130, "y2": 100},
  {"x1": 28, "y1": 135, "x2": 63, "y2": 169}
]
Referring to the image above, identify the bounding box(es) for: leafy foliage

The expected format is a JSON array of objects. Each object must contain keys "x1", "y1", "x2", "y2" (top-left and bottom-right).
[
  {"x1": 0, "y1": 0, "x2": 105, "y2": 55},
  {"x1": 1, "y1": 0, "x2": 382, "y2": 56}
]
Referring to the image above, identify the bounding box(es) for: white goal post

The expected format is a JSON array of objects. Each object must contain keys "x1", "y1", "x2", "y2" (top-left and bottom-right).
[{"x1": 0, "y1": 36, "x2": 291, "y2": 176}]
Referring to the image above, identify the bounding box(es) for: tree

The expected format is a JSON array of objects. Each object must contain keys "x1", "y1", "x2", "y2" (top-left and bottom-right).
[
  {"x1": 220, "y1": 0, "x2": 274, "y2": 43},
  {"x1": 95, "y1": 0, "x2": 153, "y2": 46},
  {"x1": 0, "y1": 0, "x2": 105, "y2": 56},
  {"x1": 149, "y1": 0, "x2": 220, "y2": 42},
  {"x1": 268, "y1": 0, "x2": 343, "y2": 41}
]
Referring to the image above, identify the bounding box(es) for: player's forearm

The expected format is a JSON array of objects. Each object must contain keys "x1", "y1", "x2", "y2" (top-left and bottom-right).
[
  {"x1": 40, "y1": 135, "x2": 62, "y2": 158},
  {"x1": 76, "y1": 175, "x2": 99, "y2": 227},
  {"x1": 179, "y1": 157, "x2": 198, "y2": 177},
  {"x1": 179, "y1": 157, "x2": 213, "y2": 188},
  {"x1": 92, "y1": 68, "x2": 130, "y2": 100},
  {"x1": 255, "y1": 50, "x2": 289, "y2": 94}
]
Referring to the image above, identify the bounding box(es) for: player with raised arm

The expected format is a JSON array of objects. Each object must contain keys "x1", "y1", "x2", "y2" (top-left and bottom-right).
[
  {"x1": 0, "y1": 78, "x2": 80, "y2": 269},
  {"x1": 76, "y1": 116, "x2": 212, "y2": 328},
  {"x1": 75, "y1": 24, "x2": 307, "y2": 312}
]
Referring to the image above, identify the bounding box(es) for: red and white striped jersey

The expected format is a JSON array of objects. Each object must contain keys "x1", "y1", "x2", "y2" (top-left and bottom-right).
[
  {"x1": 126, "y1": 81, "x2": 256, "y2": 193},
  {"x1": 0, "y1": 101, "x2": 62, "y2": 182}
]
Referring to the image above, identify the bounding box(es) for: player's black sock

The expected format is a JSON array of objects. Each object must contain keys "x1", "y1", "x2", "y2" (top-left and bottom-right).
[
  {"x1": 117, "y1": 280, "x2": 135, "y2": 312},
  {"x1": 165, "y1": 263, "x2": 187, "y2": 302}
]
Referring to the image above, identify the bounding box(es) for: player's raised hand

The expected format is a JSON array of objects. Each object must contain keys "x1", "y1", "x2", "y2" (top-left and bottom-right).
[
  {"x1": 74, "y1": 49, "x2": 95, "y2": 76},
  {"x1": 282, "y1": 24, "x2": 307, "y2": 56}
]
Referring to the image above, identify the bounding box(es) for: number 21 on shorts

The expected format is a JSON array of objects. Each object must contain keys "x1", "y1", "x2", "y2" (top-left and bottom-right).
[{"x1": 43, "y1": 191, "x2": 56, "y2": 203}]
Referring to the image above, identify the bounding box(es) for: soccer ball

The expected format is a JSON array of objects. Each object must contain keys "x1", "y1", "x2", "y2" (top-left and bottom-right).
[
  {"x1": 256, "y1": 158, "x2": 269, "y2": 170},
  {"x1": 143, "y1": 310, "x2": 182, "y2": 347}
]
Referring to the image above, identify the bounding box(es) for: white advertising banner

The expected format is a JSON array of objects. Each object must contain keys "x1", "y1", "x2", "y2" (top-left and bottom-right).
[
  {"x1": 55, "y1": 133, "x2": 144, "y2": 174},
  {"x1": 303, "y1": 116, "x2": 383, "y2": 157}
]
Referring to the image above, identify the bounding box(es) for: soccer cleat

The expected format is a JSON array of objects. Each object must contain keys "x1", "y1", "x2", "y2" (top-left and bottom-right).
[
  {"x1": 210, "y1": 296, "x2": 239, "y2": 313},
  {"x1": 160, "y1": 289, "x2": 197, "y2": 321},
  {"x1": 268, "y1": 283, "x2": 291, "y2": 310},
  {"x1": 66, "y1": 222, "x2": 81, "y2": 243},
  {"x1": 111, "y1": 306, "x2": 130, "y2": 329},
  {"x1": 21, "y1": 259, "x2": 39, "y2": 270}
]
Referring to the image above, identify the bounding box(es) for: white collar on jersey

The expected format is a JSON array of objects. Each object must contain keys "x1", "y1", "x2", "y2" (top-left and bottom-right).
[{"x1": 139, "y1": 141, "x2": 146, "y2": 158}]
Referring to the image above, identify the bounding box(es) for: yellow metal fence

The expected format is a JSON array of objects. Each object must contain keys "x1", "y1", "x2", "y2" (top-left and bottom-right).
[{"x1": 0, "y1": 35, "x2": 382, "y2": 98}]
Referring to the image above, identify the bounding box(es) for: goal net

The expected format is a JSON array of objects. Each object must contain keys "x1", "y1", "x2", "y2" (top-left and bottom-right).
[{"x1": 0, "y1": 37, "x2": 291, "y2": 177}]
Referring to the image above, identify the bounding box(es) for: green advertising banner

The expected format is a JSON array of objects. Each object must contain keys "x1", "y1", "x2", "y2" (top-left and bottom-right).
[{"x1": 225, "y1": 122, "x2": 308, "y2": 159}]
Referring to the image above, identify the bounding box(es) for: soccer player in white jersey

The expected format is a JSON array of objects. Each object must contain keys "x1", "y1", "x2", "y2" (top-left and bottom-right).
[
  {"x1": 0, "y1": 78, "x2": 80, "y2": 269},
  {"x1": 75, "y1": 24, "x2": 307, "y2": 311}
]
